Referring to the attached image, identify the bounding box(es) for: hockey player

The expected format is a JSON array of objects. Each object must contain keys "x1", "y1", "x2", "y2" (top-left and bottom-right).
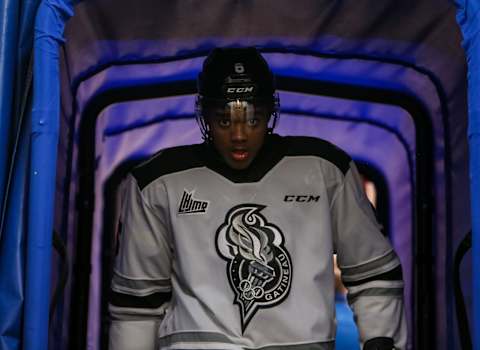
[{"x1": 109, "y1": 47, "x2": 407, "y2": 350}]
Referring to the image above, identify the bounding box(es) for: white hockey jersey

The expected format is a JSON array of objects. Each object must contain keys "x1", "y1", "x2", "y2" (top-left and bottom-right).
[{"x1": 109, "y1": 135, "x2": 406, "y2": 350}]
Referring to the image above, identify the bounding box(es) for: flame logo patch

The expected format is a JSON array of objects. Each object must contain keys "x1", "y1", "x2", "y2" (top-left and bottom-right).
[{"x1": 216, "y1": 204, "x2": 292, "y2": 332}]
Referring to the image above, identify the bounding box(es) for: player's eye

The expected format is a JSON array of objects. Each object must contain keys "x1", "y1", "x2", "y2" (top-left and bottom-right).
[
  {"x1": 247, "y1": 118, "x2": 259, "y2": 126},
  {"x1": 218, "y1": 118, "x2": 231, "y2": 127}
]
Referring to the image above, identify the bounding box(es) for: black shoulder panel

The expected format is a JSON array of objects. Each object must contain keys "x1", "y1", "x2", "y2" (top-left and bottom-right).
[
  {"x1": 132, "y1": 144, "x2": 206, "y2": 190},
  {"x1": 284, "y1": 136, "x2": 351, "y2": 175}
]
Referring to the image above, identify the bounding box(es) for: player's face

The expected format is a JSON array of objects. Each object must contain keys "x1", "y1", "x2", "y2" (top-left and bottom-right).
[{"x1": 207, "y1": 101, "x2": 269, "y2": 170}]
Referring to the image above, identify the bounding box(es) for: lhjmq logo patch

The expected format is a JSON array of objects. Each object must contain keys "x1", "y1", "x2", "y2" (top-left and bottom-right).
[
  {"x1": 216, "y1": 204, "x2": 292, "y2": 332},
  {"x1": 178, "y1": 189, "x2": 209, "y2": 215}
]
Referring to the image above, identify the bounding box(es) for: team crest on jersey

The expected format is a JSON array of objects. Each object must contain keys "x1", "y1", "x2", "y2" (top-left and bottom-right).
[{"x1": 215, "y1": 204, "x2": 292, "y2": 332}]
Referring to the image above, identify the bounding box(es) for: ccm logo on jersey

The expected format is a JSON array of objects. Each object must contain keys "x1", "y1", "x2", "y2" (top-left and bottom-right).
[
  {"x1": 178, "y1": 190, "x2": 209, "y2": 214},
  {"x1": 284, "y1": 195, "x2": 320, "y2": 202}
]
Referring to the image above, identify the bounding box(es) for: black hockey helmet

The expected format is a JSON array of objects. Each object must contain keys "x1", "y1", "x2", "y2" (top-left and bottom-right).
[{"x1": 196, "y1": 47, "x2": 279, "y2": 140}]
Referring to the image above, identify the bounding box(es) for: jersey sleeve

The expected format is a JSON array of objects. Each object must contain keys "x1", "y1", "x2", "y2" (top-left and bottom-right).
[
  {"x1": 109, "y1": 174, "x2": 172, "y2": 350},
  {"x1": 331, "y1": 161, "x2": 407, "y2": 350}
]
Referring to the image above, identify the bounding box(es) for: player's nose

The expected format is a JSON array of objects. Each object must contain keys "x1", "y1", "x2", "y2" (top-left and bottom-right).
[{"x1": 231, "y1": 122, "x2": 247, "y2": 142}]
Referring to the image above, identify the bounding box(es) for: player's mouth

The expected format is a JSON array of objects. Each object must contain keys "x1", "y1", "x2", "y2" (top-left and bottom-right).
[{"x1": 231, "y1": 149, "x2": 249, "y2": 162}]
